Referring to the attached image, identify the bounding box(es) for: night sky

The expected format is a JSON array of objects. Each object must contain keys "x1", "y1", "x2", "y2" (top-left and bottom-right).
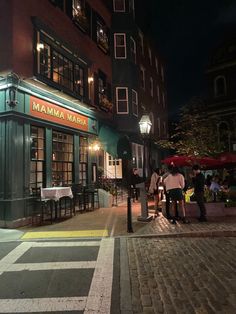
[{"x1": 136, "y1": 0, "x2": 236, "y2": 120}]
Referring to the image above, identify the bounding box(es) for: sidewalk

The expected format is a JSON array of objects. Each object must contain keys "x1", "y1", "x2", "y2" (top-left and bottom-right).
[{"x1": 1, "y1": 200, "x2": 235, "y2": 240}]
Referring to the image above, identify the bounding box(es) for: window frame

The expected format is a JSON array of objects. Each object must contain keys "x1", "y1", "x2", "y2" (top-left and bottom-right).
[
  {"x1": 113, "y1": 0, "x2": 126, "y2": 12},
  {"x1": 116, "y1": 87, "x2": 129, "y2": 114},
  {"x1": 114, "y1": 33, "x2": 127, "y2": 59},
  {"x1": 130, "y1": 36, "x2": 136, "y2": 64},
  {"x1": 132, "y1": 89, "x2": 138, "y2": 117}
]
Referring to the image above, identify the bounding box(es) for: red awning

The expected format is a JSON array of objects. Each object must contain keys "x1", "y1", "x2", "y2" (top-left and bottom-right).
[{"x1": 161, "y1": 155, "x2": 225, "y2": 169}]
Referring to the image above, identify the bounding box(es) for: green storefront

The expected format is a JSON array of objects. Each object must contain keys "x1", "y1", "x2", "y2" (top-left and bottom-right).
[{"x1": 0, "y1": 75, "x2": 98, "y2": 228}]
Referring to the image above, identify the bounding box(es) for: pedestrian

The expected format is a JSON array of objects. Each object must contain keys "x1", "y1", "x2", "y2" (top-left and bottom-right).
[
  {"x1": 130, "y1": 168, "x2": 140, "y2": 201},
  {"x1": 164, "y1": 166, "x2": 190, "y2": 224},
  {"x1": 162, "y1": 165, "x2": 173, "y2": 219},
  {"x1": 192, "y1": 165, "x2": 207, "y2": 222},
  {"x1": 149, "y1": 168, "x2": 161, "y2": 217}
]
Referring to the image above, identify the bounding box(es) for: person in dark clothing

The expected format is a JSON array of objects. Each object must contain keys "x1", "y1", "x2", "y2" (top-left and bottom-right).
[{"x1": 192, "y1": 165, "x2": 207, "y2": 222}]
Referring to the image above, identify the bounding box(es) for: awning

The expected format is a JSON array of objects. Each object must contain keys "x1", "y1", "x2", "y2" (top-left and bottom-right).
[{"x1": 98, "y1": 125, "x2": 132, "y2": 159}]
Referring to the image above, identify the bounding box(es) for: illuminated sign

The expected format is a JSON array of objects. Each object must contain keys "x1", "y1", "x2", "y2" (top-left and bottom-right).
[{"x1": 30, "y1": 96, "x2": 88, "y2": 131}]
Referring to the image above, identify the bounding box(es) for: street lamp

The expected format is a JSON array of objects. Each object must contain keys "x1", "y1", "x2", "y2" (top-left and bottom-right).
[
  {"x1": 137, "y1": 114, "x2": 152, "y2": 222},
  {"x1": 139, "y1": 114, "x2": 152, "y2": 179}
]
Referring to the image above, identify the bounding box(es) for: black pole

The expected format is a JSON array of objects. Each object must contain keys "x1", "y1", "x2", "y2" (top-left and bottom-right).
[
  {"x1": 143, "y1": 138, "x2": 146, "y2": 181},
  {"x1": 127, "y1": 195, "x2": 133, "y2": 233}
]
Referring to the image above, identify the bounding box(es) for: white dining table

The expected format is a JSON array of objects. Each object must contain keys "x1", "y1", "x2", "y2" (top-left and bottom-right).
[{"x1": 41, "y1": 187, "x2": 73, "y2": 201}]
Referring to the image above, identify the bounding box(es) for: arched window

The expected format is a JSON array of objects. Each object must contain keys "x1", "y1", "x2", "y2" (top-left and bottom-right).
[{"x1": 214, "y1": 76, "x2": 226, "y2": 97}]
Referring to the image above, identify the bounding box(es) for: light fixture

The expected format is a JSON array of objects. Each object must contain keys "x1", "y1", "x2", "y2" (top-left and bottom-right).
[
  {"x1": 88, "y1": 76, "x2": 94, "y2": 84},
  {"x1": 37, "y1": 43, "x2": 44, "y2": 51},
  {"x1": 139, "y1": 114, "x2": 152, "y2": 135}
]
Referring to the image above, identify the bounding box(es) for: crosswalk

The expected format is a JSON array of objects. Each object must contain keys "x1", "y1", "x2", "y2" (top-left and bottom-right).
[{"x1": 0, "y1": 238, "x2": 114, "y2": 313}]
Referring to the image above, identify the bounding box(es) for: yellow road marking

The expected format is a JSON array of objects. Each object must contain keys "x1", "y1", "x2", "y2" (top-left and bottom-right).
[{"x1": 21, "y1": 230, "x2": 109, "y2": 239}]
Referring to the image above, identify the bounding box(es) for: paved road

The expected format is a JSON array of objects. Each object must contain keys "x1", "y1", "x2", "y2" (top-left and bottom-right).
[
  {"x1": 126, "y1": 237, "x2": 236, "y2": 314},
  {"x1": 0, "y1": 238, "x2": 117, "y2": 314}
]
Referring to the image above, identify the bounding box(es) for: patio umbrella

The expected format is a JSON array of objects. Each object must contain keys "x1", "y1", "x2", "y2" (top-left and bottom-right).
[
  {"x1": 161, "y1": 155, "x2": 224, "y2": 169},
  {"x1": 219, "y1": 152, "x2": 236, "y2": 167}
]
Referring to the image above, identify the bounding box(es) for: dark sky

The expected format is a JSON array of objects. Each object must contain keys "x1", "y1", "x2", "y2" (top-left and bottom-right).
[{"x1": 136, "y1": 0, "x2": 236, "y2": 119}]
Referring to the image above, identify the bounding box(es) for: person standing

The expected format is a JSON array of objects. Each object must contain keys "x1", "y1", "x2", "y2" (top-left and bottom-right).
[
  {"x1": 192, "y1": 165, "x2": 207, "y2": 222},
  {"x1": 149, "y1": 168, "x2": 161, "y2": 217},
  {"x1": 164, "y1": 166, "x2": 189, "y2": 224}
]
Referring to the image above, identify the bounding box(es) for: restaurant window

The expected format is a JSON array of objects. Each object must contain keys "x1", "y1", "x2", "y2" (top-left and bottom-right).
[
  {"x1": 130, "y1": 37, "x2": 136, "y2": 64},
  {"x1": 97, "y1": 20, "x2": 109, "y2": 53},
  {"x1": 108, "y1": 155, "x2": 119, "y2": 166},
  {"x1": 116, "y1": 87, "x2": 128, "y2": 114},
  {"x1": 132, "y1": 89, "x2": 138, "y2": 117},
  {"x1": 113, "y1": 0, "x2": 125, "y2": 12},
  {"x1": 74, "y1": 64, "x2": 84, "y2": 97},
  {"x1": 114, "y1": 33, "x2": 126, "y2": 59},
  {"x1": 36, "y1": 31, "x2": 87, "y2": 98},
  {"x1": 79, "y1": 137, "x2": 88, "y2": 186},
  {"x1": 30, "y1": 126, "x2": 45, "y2": 195},
  {"x1": 140, "y1": 66, "x2": 145, "y2": 90},
  {"x1": 52, "y1": 131, "x2": 73, "y2": 186}
]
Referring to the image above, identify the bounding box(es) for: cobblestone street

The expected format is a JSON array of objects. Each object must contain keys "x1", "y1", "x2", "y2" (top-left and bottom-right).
[{"x1": 126, "y1": 237, "x2": 236, "y2": 314}]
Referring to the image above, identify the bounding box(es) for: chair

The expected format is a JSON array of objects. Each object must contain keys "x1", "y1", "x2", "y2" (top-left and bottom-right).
[
  {"x1": 32, "y1": 188, "x2": 54, "y2": 225},
  {"x1": 59, "y1": 196, "x2": 74, "y2": 217},
  {"x1": 71, "y1": 184, "x2": 86, "y2": 213}
]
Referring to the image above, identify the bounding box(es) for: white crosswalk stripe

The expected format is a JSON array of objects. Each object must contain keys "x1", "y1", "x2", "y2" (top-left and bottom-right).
[{"x1": 0, "y1": 238, "x2": 114, "y2": 313}]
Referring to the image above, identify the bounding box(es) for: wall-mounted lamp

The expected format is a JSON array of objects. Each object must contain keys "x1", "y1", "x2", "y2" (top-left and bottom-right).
[
  {"x1": 88, "y1": 76, "x2": 94, "y2": 84},
  {"x1": 6, "y1": 86, "x2": 18, "y2": 107},
  {"x1": 37, "y1": 43, "x2": 44, "y2": 51},
  {"x1": 89, "y1": 142, "x2": 101, "y2": 151}
]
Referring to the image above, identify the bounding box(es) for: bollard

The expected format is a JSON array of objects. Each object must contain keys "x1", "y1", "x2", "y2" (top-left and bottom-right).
[{"x1": 127, "y1": 196, "x2": 133, "y2": 233}]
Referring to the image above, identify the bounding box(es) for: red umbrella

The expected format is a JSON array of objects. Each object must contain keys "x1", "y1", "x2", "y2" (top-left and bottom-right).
[
  {"x1": 219, "y1": 152, "x2": 236, "y2": 165},
  {"x1": 161, "y1": 155, "x2": 224, "y2": 169}
]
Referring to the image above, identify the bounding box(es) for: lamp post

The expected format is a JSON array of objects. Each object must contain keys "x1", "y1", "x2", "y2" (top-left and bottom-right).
[{"x1": 137, "y1": 114, "x2": 153, "y2": 222}]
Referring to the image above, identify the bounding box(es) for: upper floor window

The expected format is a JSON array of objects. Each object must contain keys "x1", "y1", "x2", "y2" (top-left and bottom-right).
[
  {"x1": 116, "y1": 87, "x2": 128, "y2": 114},
  {"x1": 150, "y1": 77, "x2": 153, "y2": 97},
  {"x1": 139, "y1": 31, "x2": 144, "y2": 55},
  {"x1": 140, "y1": 66, "x2": 145, "y2": 90},
  {"x1": 155, "y1": 57, "x2": 159, "y2": 73},
  {"x1": 114, "y1": 33, "x2": 126, "y2": 59},
  {"x1": 130, "y1": 37, "x2": 136, "y2": 63},
  {"x1": 97, "y1": 70, "x2": 112, "y2": 113},
  {"x1": 132, "y1": 89, "x2": 138, "y2": 116},
  {"x1": 36, "y1": 31, "x2": 87, "y2": 99},
  {"x1": 113, "y1": 0, "x2": 125, "y2": 12},
  {"x1": 129, "y1": 0, "x2": 135, "y2": 17},
  {"x1": 97, "y1": 20, "x2": 109, "y2": 53},
  {"x1": 214, "y1": 76, "x2": 227, "y2": 97},
  {"x1": 148, "y1": 48, "x2": 152, "y2": 65},
  {"x1": 72, "y1": 0, "x2": 89, "y2": 33}
]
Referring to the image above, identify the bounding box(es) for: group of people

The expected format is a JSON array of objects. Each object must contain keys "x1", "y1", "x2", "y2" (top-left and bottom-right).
[{"x1": 148, "y1": 164, "x2": 207, "y2": 224}]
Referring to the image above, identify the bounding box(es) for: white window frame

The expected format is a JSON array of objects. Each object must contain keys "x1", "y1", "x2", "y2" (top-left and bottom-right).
[
  {"x1": 114, "y1": 33, "x2": 127, "y2": 59},
  {"x1": 150, "y1": 77, "x2": 153, "y2": 97},
  {"x1": 148, "y1": 47, "x2": 152, "y2": 65},
  {"x1": 157, "y1": 85, "x2": 160, "y2": 103},
  {"x1": 138, "y1": 31, "x2": 144, "y2": 55},
  {"x1": 116, "y1": 87, "x2": 129, "y2": 114},
  {"x1": 155, "y1": 57, "x2": 159, "y2": 73},
  {"x1": 132, "y1": 89, "x2": 138, "y2": 117},
  {"x1": 140, "y1": 66, "x2": 145, "y2": 90},
  {"x1": 113, "y1": 0, "x2": 125, "y2": 12},
  {"x1": 130, "y1": 36, "x2": 136, "y2": 64}
]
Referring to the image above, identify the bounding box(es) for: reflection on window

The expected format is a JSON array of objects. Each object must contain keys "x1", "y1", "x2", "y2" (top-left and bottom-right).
[
  {"x1": 97, "y1": 21, "x2": 109, "y2": 53},
  {"x1": 52, "y1": 131, "x2": 73, "y2": 186},
  {"x1": 30, "y1": 126, "x2": 45, "y2": 195}
]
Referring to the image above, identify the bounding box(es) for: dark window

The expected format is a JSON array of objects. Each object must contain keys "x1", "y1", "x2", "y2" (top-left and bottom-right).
[
  {"x1": 113, "y1": 0, "x2": 125, "y2": 11},
  {"x1": 52, "y1": 131, "x2": 73, "y2": 186},
  {"x1": 30, "y1": 126, "x2": 45, "y2": 195},
  {"x1": 116, "y1": 87, "x2": 128, "y2": 113},
  {"x1": 114, "y1": 33, "x2": 126, "y2": 59},
  {"x1": 215, "y1": 76, "x2": 226, "y2": 97},
  {"x1": 74, "y1": 64, "x2": 84, "y2": 97}
]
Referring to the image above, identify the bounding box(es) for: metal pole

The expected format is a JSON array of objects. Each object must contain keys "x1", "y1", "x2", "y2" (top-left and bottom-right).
[
  {"x1": 143, "y1": 138, "x2": 146, "y2": 181},
  {"x1": 127, "y1": 195, "x2": 133, "y2": 233}
]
